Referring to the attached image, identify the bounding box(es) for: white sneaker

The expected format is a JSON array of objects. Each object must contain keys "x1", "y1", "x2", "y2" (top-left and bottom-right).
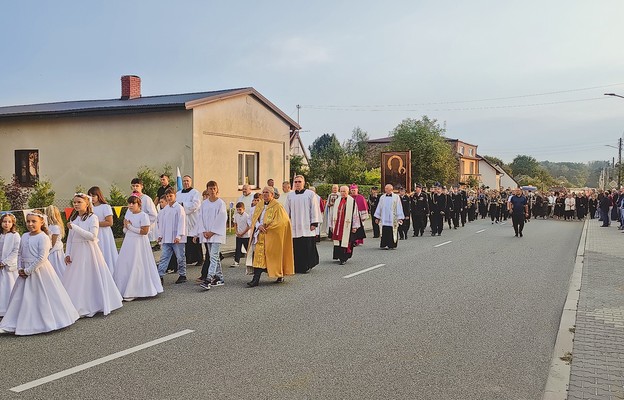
[
  {"x1": 123, "y1": 297, "x2": 135, "y2": 302},
  {"x1": 230, "y1": 262, "x2": 239, "y2": 268}
]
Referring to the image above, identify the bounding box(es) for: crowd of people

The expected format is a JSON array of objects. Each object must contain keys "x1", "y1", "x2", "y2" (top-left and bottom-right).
[{"x1": 1, "y1": 171, "x2": 615, "y2": 336}]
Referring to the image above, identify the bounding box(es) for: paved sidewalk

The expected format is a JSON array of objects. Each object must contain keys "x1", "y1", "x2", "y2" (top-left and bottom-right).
[{"x1": 568, "y1": 218, "x2": 624, "y2": 399}]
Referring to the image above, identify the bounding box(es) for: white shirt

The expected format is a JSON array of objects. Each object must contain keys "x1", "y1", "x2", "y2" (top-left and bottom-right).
[
  {"x1": 234, "y1": 212, "x2": 251, "y2": 238},
  {"x1": 176, "y1": 188, "x2": 201, "y2": 235},
  {"x1": 374, "y1": 193, "x2": 405, "y2": 226},
  {"x1": 194, "y1": 198, "x2": 227, "y2": 244},
  {"x1": 285, "y1": 189, "x2": 320, "y2": 238},
  {"x1": 157, "y1": 203, "x2": 187, "y2": 243},
  {"x1": 237, "y1": 193, "x2": 254, "y2": 212}
]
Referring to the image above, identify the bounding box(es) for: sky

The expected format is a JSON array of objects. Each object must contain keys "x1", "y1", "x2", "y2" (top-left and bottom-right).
[{"x1": 1, "y1": 0, "x2": 624, "y2": 164}]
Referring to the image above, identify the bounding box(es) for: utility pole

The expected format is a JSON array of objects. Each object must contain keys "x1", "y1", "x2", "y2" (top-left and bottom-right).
[
  {"x1": 296, "y1": 104, "x2": 301, "y2": 125},
  {"x1": 619, "y1": 137, "x2": 622, "y2": 189}
]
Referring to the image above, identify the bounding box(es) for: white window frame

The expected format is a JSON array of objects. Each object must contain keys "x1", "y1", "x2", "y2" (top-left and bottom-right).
[{"x1": 238, "y1": 151, "x2": 259, "y2": 189}]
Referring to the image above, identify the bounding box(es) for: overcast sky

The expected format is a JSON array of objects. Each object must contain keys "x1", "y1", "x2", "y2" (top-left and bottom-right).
[{"x1": 1, "y1": 1, "x2": 623, "y2": 164}]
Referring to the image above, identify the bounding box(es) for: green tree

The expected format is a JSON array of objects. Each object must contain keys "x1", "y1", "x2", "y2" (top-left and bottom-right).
[
  {"x1": 289, "y1": 155, "x2": 310, "y2": 183},
  {"x1": 108, "y1": 184, "x2": 127, "y2": 238},
  {"x1": 363, "y1": 168, "x2": 381, "y2": 185},
  {"x1": 27, "y1": 179, "x2": 56, "y2": 208},
  {"x1": 308, "y1": 133, "x2": 345, "y2": 182},
  {"x1": 509, "y1": 155, "x2": 540, "y2": 178},
  {"x1": 0, "y1": 177, "x2": 10, "y2": 211},
  {"x1": 389, "y1": 116, "x2": 457, "y2": 185},
  {"x1": 344, "y1": 127, "x2": 369, "y2": 158}
]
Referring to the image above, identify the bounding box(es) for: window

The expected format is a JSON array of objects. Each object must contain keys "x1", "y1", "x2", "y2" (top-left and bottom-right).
[
  {"x1": 238, "y1": 151, "x2": 258, "y2": 189},
  {"x1": 469, "y1": 148, "x2": 474, "y2": 156},
  {"x1": 15, "y1": 149, "x2": 38, "y2": 186},
  {"x1": 459, "y1": 146, "x2": 464, "y2": 155}
]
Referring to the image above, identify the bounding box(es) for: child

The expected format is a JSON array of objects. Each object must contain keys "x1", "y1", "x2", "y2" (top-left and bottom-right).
[
  {"x1": 156, "y1": 187, "x2": 187, "y2": 283},
  {"x1": 249, "y1": 192, "x2": 261, "y2": 218},
  {"x1": 88, "y1": 186, "x2": 118, "y2": 274},
  {"x1": 113, "y1": 195, "x2": 163, "y2": 301},
  {"x1": 127, "y1": 178, "x2": 158, "y2": 244},
  {"x1": 62, "y1": 193, "x2": 123, "y2": 317},
  {"x1": 45, "y1": 205, "x2": 66, "y2": 278},
  {"x1": 0, "y1": 213, "x2": 20, "y2": 317},
  {"x1": 157, "y1": 195, "x2": 178, "y2": 274},
  {"x1": 232, "y1": 202, "x2": 251, "y2": 267},
  {"x1": 0, "y1": 211, "x2": 79, "y2": 335},
  {"x1": 194, "y1": 181, "x2": 227, "y2": 290}
]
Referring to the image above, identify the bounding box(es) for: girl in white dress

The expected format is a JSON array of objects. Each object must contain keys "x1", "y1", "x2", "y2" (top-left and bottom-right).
[
  {"x1": 62, "y1": 193, "x2": 123, "y2": 317},
  {"x1": 45, "y1": 205, "x2": 66, "y2": 278},
  {"x1": 113, "y1": 195, "x2": 163, "y2": 301},
  {"x1": 0, "y1": 211, "x2": 79, "y2": 335},
  {"x1": 0, "y1": 213, "x2": 20, "y2": 317},
  {"x1": 88, "y1": 186, "x2": 118, "y2": 274}
]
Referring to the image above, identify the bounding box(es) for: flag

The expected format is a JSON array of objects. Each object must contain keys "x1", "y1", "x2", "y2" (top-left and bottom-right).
[
  {"x1": 64, "y1": 208, "x2": 73, "y2": 220},
  {"x1": 113, "y1": 206, "x2": 124, "y2": 218},
  {"x1": 176, "y1": 167, "x2": 183, "y2": 191}
]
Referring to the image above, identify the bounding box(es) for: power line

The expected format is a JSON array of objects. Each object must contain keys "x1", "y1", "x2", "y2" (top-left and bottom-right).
[
  {"x1": 303, "y1": 97, "x2": 606, "y2": 112},
  {"x1": 302, "y1": 82, "x2": 624, "y2": 109}
]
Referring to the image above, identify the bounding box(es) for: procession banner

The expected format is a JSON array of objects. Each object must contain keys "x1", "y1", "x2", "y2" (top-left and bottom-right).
[{"x1": 381, "y1": 151, "x2": 411, "y2": 191}]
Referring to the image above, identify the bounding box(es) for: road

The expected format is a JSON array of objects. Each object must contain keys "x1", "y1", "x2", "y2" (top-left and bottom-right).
[{"x1": 0, "y1": 217, "x2": 582, "y2": 400}]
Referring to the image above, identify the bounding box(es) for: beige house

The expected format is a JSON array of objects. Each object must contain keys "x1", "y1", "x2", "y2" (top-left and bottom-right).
[
  {"x1": 445, "y1": 139, "x2": 479, "y2": 185},
  {"x1": 0, "y1": 75, "x2": 300, "y2": 205}
]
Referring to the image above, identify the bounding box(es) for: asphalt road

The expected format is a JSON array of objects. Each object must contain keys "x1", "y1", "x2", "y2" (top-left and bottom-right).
[{"x1": 0, "y1": 217, "x2": 582, "y2": 400}]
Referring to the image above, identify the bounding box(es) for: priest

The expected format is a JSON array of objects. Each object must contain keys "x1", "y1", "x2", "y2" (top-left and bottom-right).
[
  {"x1": 349, "y1": 184, "x2": 369, "y2": 246},
  {"x1": 331, "y1": 185, "x2": 361, "y2": 265},
  {"x1": 374, "y1": 184, "x2": 405, "y2": 249},
  {"x1": 246, "y1": 187, "x2": 294, "y2": 287},
  {"x1": 284, "y1": 175, "x2": 320, "y2": 273}
]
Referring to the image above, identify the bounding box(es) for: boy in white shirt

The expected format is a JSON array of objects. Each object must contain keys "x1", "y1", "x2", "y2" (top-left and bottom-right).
[
  {"x1": 232, "y1": 202, "x2": 251, "y2": 267},
  {"x1": 157, "y1": 188, "x2": 187, "y2": 284}
]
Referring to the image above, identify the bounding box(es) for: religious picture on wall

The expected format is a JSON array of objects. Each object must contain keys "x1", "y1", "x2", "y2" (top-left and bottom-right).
[
  {"x1": 15, "y1": 149, "x2": 39, "y2": 186},
  {"x1": 381, "y1": 151, "x2": 411, "y2": 191}
]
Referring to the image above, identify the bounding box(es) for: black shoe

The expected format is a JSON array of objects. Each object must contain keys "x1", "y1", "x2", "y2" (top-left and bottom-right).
[
  {"x1": 519, "y1": 232, "x2": 523, "y2": 237},
  {"x1": 437, "y1": 233, "x2": 441, "y2": 236},
  {"x1": 339, "y1": 260, "x2": 346, "y2": 265},
  {"x1": 515, "y1": 233, "x2": 518, "y2": 237},
  {"x1": 193, "y1": 261, "x2": 203, "y2": 267},
  {"x1": 175, "y1": 275, "x2": 187, "y2": 284},
  {"x1": 274, "y1": 277, "x2": 284, "y2": 283},
  {"x1": 247, "y1": 268, "x2": 262, "y2": 287},
  {"x1": 431, "y1": 232, "x2": 436, "y2": 236},
  {"x1": 160, "y1": 276, "x2": 164, "y2": 285}
]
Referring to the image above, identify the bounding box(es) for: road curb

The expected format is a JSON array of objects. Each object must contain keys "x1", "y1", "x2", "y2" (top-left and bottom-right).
[{"x1": 542, "y1": 218, "x2": 588, "y2": 400}]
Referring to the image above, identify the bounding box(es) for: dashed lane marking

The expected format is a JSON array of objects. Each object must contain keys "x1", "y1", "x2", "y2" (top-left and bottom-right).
[{"x1": 343, "y1": 264, "x2": 386, "y2": 279}]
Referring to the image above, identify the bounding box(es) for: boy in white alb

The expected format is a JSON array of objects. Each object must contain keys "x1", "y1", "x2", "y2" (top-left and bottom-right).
[
  {"x1": 157, "y1": 188, "x2": 187, "y2": 283},
  {"x1": 232, "y1": 202, "x2": 251, "y2": 267},
  {"x1": 194, "y1": 181, "x2": 227, "y2": 290}
]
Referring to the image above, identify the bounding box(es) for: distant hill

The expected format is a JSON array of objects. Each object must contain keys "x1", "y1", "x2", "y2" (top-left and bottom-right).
[{"x1": 539, "y1": 160, "x2": 609, "y2": 188}]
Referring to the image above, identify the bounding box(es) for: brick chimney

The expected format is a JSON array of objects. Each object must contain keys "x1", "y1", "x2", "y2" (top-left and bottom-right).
[{"x1": 121, "y1": 75, "x2": 141, "y2": 100}]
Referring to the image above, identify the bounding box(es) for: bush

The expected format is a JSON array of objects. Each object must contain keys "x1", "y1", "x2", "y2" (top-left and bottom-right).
[
  {"x1": 136, "y1": 164, "x2": 173, "y2": 200},
  {"x1": 4, "y1": 175, "x2": 31, "y2": 211},
  {"x1": 0, "y1": 177, "x2": 10, "y2": 211},
  {"x1": 108, "y1": 184, "x2": 127, "y2": 238},
  {"x1": 27, "y1": 179, "x2": 56, "y2": 208}
]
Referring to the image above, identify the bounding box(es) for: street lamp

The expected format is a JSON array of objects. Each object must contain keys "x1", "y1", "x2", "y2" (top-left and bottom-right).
[
  {"x1": 605, "y1": 143, "x2": 622, "y2": 188},
  {"x1": 605, "y1": 93, "x2": 624, "y2": 99}
]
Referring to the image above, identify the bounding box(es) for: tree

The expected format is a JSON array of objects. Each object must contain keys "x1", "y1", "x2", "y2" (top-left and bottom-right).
[
  {"x1": 27, "y1": 179, "x2": 56, "y2": 208},
  {"x1": 344, "y1": 127, "x2": 369, "y2": 159},
  {"x1": 509, "y1": 155, "x2": 540, "y2": 178},
  {"x1": 308, "y1": 133, "x2": 345, "y2": 182},
  {"x1": 289, "y1": 155, "x2": 310, "y2": 183},
  {"x1": 389, "y1": 116, "x2": 457, "y2": 185},
  {"x1": 0, "y1": 177, "x2": 10, "y2": 211}
]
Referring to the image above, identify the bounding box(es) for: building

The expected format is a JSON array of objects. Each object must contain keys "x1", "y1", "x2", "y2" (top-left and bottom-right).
[
  {"x1": 478, "y1": 156, "x2": 507, "y2": 190},
  {"x1": 0, "y1": 75, "x2": 300, "y2": 205}
]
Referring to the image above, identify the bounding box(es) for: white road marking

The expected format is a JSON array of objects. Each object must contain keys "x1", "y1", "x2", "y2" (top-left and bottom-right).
[
  {"x1": 343, "y1": 264, "x2": 385, "y2": 279},
  {"x1": 434, "y1": 241, "x2": 452, "y2": 248},
  {"x1": 475, "y1": 229, "x2": 486, "y2": 234},
  {"x1": 500, "y1": 222, "x2": 507, "y2": 225},
  {"x1": 9, "y1": 329, "x2": 195, "y2": 393}
]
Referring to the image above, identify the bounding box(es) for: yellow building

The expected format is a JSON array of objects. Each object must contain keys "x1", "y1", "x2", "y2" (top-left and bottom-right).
[
  {"x1": 445, "y1": 139, "x2": 479, "y2": 185},
  {"x1": 0, "y1": 76, "x2": 300, "y2": 205}
]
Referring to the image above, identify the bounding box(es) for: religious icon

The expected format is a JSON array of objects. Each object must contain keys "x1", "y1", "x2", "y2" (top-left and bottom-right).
[{"x1": 381, "y1": 151, "x2": 411, "y2": 191}]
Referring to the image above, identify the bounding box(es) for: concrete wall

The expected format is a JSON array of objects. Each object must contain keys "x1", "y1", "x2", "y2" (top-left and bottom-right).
[
  {"x1": 190, "y1": 94, "x2": 291, "y2": 204},
  {"x1": 0, "y1": 110, "x2": 193, "y2": 204}
]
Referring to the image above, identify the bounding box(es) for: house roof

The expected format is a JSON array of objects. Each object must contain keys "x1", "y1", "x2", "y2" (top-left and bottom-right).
[
  {"x1": 0, "y1": 87, "x2": 301, "y2": 130},
  {"x1": 367, "y1": 137, "x2": 392, "y2": 144}
]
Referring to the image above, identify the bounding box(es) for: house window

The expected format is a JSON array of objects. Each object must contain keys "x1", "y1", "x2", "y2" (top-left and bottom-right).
[
  {"x1": 469, "y1": 148, "x2": 474, "y2": 156},
  {"x1": 238, "y1": 151, "x2": 258, "y2": 189},
  {"x1": 459, "y1": 146, "x2": 464, "y2": 155},
  {"x1": 15, "y1": 149, "x2": 39, "y2": 186}
]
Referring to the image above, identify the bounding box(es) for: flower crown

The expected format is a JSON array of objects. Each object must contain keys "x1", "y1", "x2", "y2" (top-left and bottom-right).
[
  {"x1": 26, "y1": 211, "x2": 48, "y2": 225},
  {"x1": 74, "y1": 192, "x2": 93, "y2": 204}
]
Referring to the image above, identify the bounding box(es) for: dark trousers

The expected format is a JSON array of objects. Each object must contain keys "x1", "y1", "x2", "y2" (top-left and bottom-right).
[
  {"x1": 430, "y1": 213, "x2": 444, "y2": 234},
  {"x1": 451, "y1": 209, "x2": 460, "y2": 228},
  {"x1": 461, "y1": 209, "x2": 467, "y2": 225},
  {"x1": 185, "y1": 238, "x2": 203, "y2": 264},
  {"x1": 234, "y1": 237, "x2": 249, "y2": 263},
  {"x1": 512, "y1": 213, "x2": 525, "y2": 235},
  {"x1": 399, "y1": 218, "x2": 410, "y2": 239},
  {"x1": 412, "y1": 214, "x2": 427, "y2": 235},
  {"x1": 371, "y1": 217, "x2": 380, "y2": 238}
]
